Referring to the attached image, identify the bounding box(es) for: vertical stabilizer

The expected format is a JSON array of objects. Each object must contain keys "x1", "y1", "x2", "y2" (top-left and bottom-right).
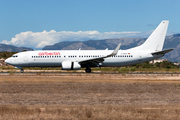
[{"x1": 130, "y1": 20, "x2": 169, "y2": 51}]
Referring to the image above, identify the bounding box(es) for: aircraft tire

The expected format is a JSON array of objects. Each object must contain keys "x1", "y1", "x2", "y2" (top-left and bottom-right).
[
  {"x1": 85, "y1": 68, "x2": 91, "y2": 73},
  {"x1": 21, "y1": 69, "x2": 24, "y2": 73}
]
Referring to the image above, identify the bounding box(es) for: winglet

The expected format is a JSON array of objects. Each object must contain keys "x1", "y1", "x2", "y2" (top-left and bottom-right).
[{"x1": 107, "y1": 43, "x2": 121, "y2": 57}]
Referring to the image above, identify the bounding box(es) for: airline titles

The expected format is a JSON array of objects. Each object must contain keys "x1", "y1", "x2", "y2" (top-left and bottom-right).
[{"x1": 38, "y1": 52, "x2": 60, "y2": 56}]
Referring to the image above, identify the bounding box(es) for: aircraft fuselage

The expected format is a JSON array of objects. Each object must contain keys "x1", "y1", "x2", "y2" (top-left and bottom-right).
[{"x1": 5, "y1": 50, "x2": 163, "y2": 68}]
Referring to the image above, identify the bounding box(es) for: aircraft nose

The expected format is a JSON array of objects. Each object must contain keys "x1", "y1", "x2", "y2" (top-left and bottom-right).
[{"x1": 5, "y1": 58, "x2": 10, "y2": 64}]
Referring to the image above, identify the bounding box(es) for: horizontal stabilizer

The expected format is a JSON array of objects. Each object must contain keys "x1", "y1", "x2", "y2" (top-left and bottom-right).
[{"x1": 151, "y1": 49, "x2": 173, "y2": 55}]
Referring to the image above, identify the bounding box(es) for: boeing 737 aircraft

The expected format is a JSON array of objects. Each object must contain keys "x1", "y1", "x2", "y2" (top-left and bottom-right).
[{"x1": 5, "y1": 21, "x2": 173, "y2": 73}]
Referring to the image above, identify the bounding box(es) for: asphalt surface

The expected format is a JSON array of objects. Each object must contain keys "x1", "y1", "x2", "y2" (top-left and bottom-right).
[{"x1": 0, "y1": 72, "x2": 180, "y2": 76}]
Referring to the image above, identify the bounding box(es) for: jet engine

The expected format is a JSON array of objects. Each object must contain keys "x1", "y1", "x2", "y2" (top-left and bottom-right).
[{"x1": 62, "y1": 61, "x2": 81, "y2": 70}]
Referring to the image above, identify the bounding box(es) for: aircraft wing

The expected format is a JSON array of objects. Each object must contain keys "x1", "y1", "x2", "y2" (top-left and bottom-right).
[
  {"x1": 151, "y1": 49, "x2": 174, "y2": 55},
  {"x1": 78, "y1": 43, "x2": 121, "y2": 65}
]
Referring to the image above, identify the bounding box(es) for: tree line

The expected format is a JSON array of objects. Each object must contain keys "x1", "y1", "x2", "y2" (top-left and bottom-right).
[
  {"x1": 135, "y1": 61, "x2": 179, "y2": 69},
  {"x1": 0, "y1": 52, "x2": 17, "y2": 59}
]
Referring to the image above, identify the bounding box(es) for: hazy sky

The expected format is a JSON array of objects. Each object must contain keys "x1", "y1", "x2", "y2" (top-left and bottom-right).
[{"x1": 0, "y1": 0, "x2": 179, "y2": 49}]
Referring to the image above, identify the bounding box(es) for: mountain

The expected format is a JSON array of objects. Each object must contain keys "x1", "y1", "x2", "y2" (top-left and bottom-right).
[
  {"x1": 0, "y1": 44, "x2": 33, "y2": 52},
  {"x1": 43, "y1": 38, "x2": 146, "y2": 50},
  {"x1": 42, "y1": 33, "x2": 180, "y2": 62},
  {"x1": 162, "y1": 34, "x2": 180, "y2": 62}
]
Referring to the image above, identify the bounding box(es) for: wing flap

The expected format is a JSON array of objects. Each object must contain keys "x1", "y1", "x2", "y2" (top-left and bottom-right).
[{"x1": 79, "y1": 43, "x2": 121, "y2": 65}]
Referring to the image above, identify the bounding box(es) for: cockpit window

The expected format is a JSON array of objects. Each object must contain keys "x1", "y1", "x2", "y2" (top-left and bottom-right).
[{"x1": 12, "y1": 55, "x2": 18, "y2": 58}]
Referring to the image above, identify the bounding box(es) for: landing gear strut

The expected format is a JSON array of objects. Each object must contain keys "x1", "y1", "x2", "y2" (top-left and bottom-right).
[
  {"x1": 85, "y1": 67, "x2": 91, "y2": 73},
  {"x1": 20, "y1": 69, "x2": 24, "y2": 73}
]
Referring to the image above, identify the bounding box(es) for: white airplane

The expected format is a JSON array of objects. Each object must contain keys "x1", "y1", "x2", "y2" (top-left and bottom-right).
[{"x1": 5, "y1": 20, "x2": 173, "y2": 73}]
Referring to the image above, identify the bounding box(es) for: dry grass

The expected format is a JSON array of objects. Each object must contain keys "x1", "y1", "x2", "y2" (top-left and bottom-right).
[
  {"x1": 0, "y1": 105, "x2": 180, "y2": 120},
  {"x1": 0, "y1": 74, "x2": 180, "y2": 119}
]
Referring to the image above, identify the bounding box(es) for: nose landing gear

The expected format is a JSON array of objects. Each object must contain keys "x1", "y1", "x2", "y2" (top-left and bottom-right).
[
  {"x1": 20, "y1": 69, "x2": 24, "y2": 73},
  {"x1": 15, "y1": 67, "x2": 24, "y2": 73}
]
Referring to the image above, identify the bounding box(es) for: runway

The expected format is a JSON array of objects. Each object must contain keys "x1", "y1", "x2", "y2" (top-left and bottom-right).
[{"x1": 0, "y1": 71, "x2": 180, "y2": 76}]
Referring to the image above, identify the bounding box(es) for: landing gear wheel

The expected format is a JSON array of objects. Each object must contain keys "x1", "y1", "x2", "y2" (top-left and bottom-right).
[
  {"x1": 20, "y1": 69, "x2": 24, "y2": 73},
  {"x1": 85, "y1": 68, "x2": 91, "y2": 73}
]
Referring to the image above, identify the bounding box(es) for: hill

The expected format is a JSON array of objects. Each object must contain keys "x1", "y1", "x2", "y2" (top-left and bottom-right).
[
  {"x1": 43, "y1": 38, "x2": 146, "y2": 50},
  {"x1": 43, "y1": 34, "x2": 180, "y2": 62},
  {"x1": 0, "y1": 44, "x2": 33, "y2": 52}
]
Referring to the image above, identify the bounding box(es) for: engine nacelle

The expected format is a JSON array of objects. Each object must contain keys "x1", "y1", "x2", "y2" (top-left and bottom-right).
[{"x1": 62, "y1": 61, "x2": 81, "y2": 70}]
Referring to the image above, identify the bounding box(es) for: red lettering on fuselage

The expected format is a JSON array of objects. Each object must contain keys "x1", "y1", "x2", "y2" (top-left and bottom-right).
[{"x1": 38, "y1": 52, "x2": 60, "y2": 56}]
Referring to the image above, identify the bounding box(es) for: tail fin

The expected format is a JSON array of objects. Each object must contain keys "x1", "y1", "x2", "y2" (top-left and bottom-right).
[{"x1": 130, "y1": 20, "x2": 169, "y2": 51}]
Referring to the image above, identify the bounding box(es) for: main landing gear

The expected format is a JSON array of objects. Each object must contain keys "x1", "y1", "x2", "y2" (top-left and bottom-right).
[
  {"x1": 20, "y1": 69, "x2": 24, "y2": 73},
  {"x1": 85, "y1": 67, "x2": 91, "y2": 73}
]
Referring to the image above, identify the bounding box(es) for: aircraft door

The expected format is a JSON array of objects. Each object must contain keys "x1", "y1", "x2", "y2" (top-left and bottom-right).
[
  {"x1": 138, "y1": 52, "x2": 142, "y2": 61},
  {"x1": 24, "y1": 54, "x2": 28, "y2": 61}
]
